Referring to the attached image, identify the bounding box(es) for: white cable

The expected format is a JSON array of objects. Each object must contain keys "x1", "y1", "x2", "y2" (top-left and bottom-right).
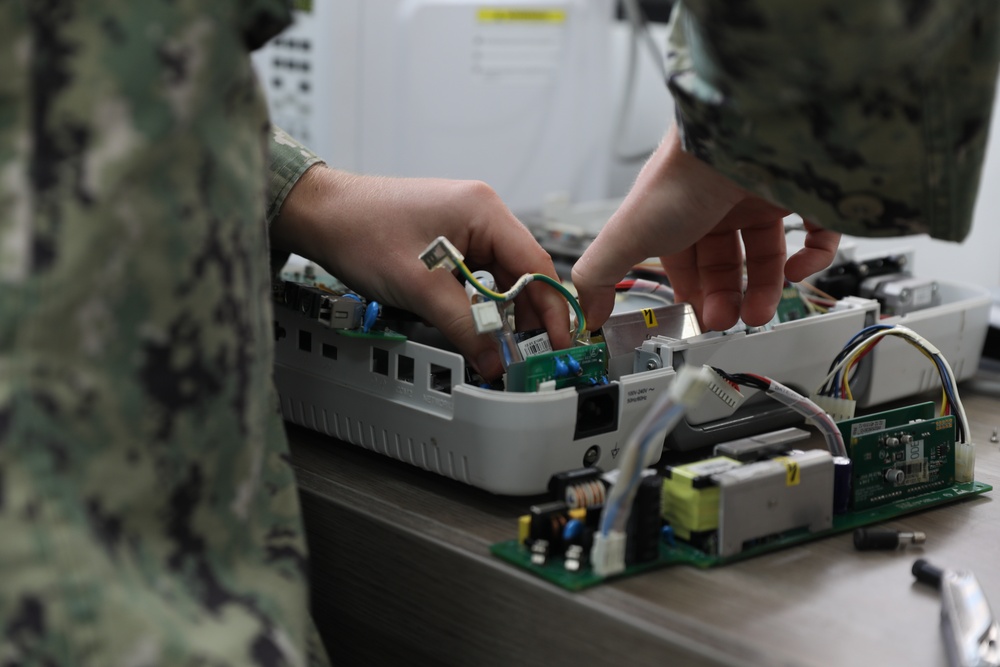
[
  {"x1": 598, "y1": 365, "x2": 712, "y2": 536},
  {"x1": 815, "y1": 325, "x2": 968, "y2": 441},
  {"x1": 767, "y1": 380, "x2": 847, "y2": 458}
]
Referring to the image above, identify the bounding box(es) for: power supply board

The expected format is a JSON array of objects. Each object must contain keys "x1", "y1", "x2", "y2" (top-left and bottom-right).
[
  {"x1": 490, "y1": 481, "x2": 990, "y2": 591},
  {"x1": 490, "y1": 400, "x2": 990, "y2": 590}
]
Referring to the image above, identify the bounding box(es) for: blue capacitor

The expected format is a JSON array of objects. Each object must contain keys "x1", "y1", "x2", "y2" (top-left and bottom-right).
[
  {"x1": 554, "y1": 357, "x2": 570, "y2": 378},
  {"x1": 566, "y1": 355, "x2": 582, "y2": 375},
  {"x1": 362, "y1": 301, "x2": 380, "y2": 333},
  {"x1": 562, "y1": 518, "x2": 585, "y2": 543}
]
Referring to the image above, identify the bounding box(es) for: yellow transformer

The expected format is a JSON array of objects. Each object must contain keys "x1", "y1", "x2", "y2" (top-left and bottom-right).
[{"x1": 662, "y1": 456, "x2": 743, "y2": 542}]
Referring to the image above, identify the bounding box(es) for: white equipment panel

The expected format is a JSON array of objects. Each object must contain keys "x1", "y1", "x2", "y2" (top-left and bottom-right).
[{"x1": 253, "y1": 0, "x2": 616, "y2": 214}]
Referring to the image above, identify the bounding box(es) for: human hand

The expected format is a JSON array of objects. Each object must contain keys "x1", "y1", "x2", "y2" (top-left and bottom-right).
[
  {"x1": 572, "y1": 127, "x2": 840, "y2": 331},
  {"x1": 271, "y1": 166, "x2": 572, "y2": 380}
]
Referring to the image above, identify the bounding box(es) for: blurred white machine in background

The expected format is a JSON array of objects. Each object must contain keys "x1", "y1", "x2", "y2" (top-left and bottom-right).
[{"x1": 253, "y1": 0, "x2": 616, "y2": 215}]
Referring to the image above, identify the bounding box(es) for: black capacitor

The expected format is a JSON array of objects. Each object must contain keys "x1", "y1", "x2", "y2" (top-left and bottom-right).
[{"x1": 833, "y1": 456, "x2": 852, "y2": 514}]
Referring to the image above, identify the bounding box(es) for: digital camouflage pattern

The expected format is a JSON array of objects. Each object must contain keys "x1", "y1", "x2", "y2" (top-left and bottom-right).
[
  {"x1": 667, "y1": 0, "x2": 1000, "y2": 240},
  {"x1": 1, "y1": 2, "x2": 328, "y2": 665}
]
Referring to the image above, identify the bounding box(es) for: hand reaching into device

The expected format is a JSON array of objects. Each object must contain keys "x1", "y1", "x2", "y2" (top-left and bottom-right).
[
  {"x1": 572, "y1": 126, "x2": 841, "y2": 332},
  {"x1": 271, "y1": 166, "x2": 572, "y2": 380}
]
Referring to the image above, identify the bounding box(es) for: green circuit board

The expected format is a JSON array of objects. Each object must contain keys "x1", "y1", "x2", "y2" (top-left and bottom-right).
[
  {"x1": 505, "y1": 343, "x2": 608, "y2": 392},
  {"x1": 837, "y1": 403, "x2": 955, "y2": 510},
  {"x1": 491, "y1": 481, "x2": 991, "y2": 591}
]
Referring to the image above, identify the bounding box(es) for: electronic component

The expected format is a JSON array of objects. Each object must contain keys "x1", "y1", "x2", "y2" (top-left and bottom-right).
[
  {"x1": 523, "y1": 470, "x2": 665, "y2": 577},
  {"x1": 702, "y1": 367, "x2": 748, "y2": 413},
  {"x1": 505, "y1": 344, "x2": 608, "y2": 392},
  {"x1": 810, "y1": 393, "x2": 857, "y2": 423},
  {"x1": 814, "y1": 253, "x2": 908, "y2": 300},
  {"x1": 548, "y1": 468, "x2": 607, "y2": 509},
  {"x1": 776, "y1": 284, "x2": 812, "y2": 322},
  {"x1": 837, "y1": 403, "x2": 955, "y2": 511},
  {"x1": 661, "y1": 456, "x2": 743, "y2": 549},
  {"x1": 853, "y1": 527, "x2": 926, "y2": 550},
  {"x1": 713, "y1": 427, "x2": 811, "y2": 463},
  {"x1": 860, "y1": 273, "x2": 941, "y2": 316},
  {"x1": 276, "y1": 281, "x2": 369, "y2": 331},
  {"x1": 626, "y1": 475, "x2": 663, "y2": 565},
  {"x1": 599, "y1": 303, "x2": 700, "y2": 379},
  {"x1": 492, "y1": 368, "x2": 986, "y2": 588},
  {"x1": 714, "y1": 449, "x2": 834, "y2": 557}
]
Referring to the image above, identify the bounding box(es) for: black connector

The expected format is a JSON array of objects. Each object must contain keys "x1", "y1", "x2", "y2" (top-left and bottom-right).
[
  {"x1": 573, "y1": 383, "x2": 619, "y2": 441},
  {"x1": 912, "y1": 558, "x2": 945, "y2": 589},
  {"x1": 626, "y1": 475, "x2": 664, "y2": 565}
]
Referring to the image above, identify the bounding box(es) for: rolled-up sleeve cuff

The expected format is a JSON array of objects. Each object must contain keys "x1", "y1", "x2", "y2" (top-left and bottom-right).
[{"x1": 266, "y1": 125, "x2": 324, "y2": 228}]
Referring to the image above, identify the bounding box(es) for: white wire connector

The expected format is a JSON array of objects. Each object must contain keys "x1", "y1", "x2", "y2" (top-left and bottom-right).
[
  {"x1": 470, "y1": 301, "x2": 504, "y2": 333},
  {"x1": 591, "y1": 530, "x2": 627, "y2": 577},
  {"x1": 669, "y1": 364, "x2": 716, "y2": 409},
  {"x1": 955, "y1": 441, "x2": 976, "y2": 483},
  {"x1": 810, "y1": 394, "x2": 857, "y2": 423},
  {"x1": 420, "y1": 236, "x2": 463, "y2": 271},
  {"x1": 705, "y1": 367, "x2": 747, "y2": 411}
]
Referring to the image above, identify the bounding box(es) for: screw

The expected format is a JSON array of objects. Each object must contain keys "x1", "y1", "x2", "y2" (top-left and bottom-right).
[{"x1": 991, "y1": 428, "x2": 998, "y2": 444}]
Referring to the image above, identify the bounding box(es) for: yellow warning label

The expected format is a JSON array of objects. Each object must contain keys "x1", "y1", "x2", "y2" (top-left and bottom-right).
[
  {"x1": 774, "y1": 457, "x2": 800, "y2": 486},
  {"x1": 477, "y1": 8, "x2": 567, "y2": 22},
  {"x1": 641, "y1": 308, "x2": 658, "y2": 328}
]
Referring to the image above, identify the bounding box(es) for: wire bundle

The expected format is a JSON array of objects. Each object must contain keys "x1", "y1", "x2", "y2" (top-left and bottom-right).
[
  {"x1": 599, "y1": 395, "x2": 687, "y2": 536},
  {"x1": 815, "y1": 324, "x2": 968, "y2": 444},
  {"x1": 421, "y1": 236, "x2": 586, "y2": 337},
  {"x1": 711, "y1": 369, "x2": 848, "y2": 458}
]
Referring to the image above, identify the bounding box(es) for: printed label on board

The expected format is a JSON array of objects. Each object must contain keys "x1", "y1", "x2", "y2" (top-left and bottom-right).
[
  {"x1": 517, "y1": 333, "x2": 552, "y2": 358},
  {"x1": 851, "y1": 419, "x2": 886, "y2": 439}
]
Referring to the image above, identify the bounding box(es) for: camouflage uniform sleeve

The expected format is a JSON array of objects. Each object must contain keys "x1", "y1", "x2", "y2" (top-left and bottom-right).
[
  {"x1": 267, "y1": 125, "x2": 324, "y2": 227},
  {"x1": 666, "y1": 0, "x2": 1000, "y2": 241}
]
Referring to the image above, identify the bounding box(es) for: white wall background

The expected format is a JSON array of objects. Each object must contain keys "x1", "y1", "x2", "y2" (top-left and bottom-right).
[
  {"x1": 605, "y1": 22, "x2": 1000, "y2": 289},
  {"x1": 606, "y1": 22, "x2": 673, "y2": 197}
]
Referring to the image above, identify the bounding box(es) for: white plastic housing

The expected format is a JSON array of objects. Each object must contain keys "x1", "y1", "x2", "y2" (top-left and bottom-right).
[{"x1": 275, "y1": 306, "x2": 676, "y2": 495}]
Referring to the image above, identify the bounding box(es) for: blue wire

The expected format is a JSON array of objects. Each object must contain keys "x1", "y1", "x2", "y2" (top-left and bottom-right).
[{"x1": 827, "y1": 324, "x2": 895, "y2": 397}]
